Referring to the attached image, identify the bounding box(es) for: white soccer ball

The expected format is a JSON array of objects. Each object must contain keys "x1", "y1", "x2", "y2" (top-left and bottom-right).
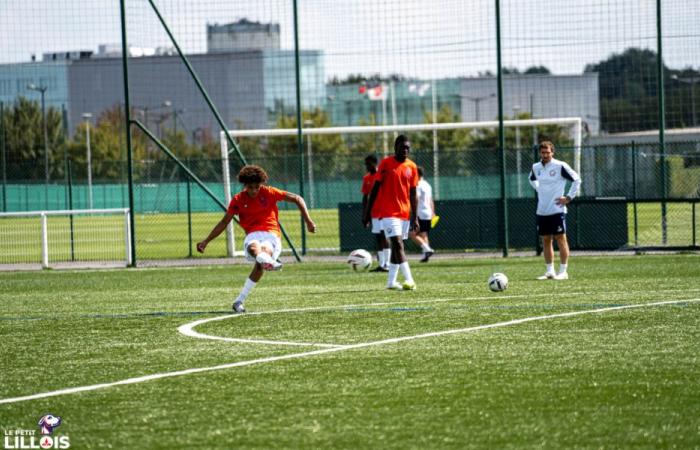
[
  {"x1": 347, "y1": 249, "x2": 373, "y2": 271},
  {"x1": 488, "y1": 272, "x2": 509, "y2": 292}
]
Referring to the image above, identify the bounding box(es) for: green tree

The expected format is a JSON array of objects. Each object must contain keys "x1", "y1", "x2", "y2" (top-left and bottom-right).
[
  {"x1": 469, "y1": 112, "x2": 574, "y2": 174},
  {"x1": 2, "y1": 96, "x2": 65, "y2": 181},
  {"x1": 265, "y1": 108, "x2": 348, "y2": 182},
  {"x1": 584, "y1": 47, "x2": 682, "y2": 132},
  {"x1": 411, "y1": 105, "x2": 474, "y2": 176}
]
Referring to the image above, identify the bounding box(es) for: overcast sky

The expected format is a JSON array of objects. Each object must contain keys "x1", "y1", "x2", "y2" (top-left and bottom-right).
[{"x1": 1, "y1": 0, "x2": 698, "y2": 80}]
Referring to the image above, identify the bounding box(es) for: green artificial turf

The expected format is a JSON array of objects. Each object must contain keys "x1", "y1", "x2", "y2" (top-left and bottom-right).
[{"x1": 0, "y1": 254, "x2": 699, "y2": 448}]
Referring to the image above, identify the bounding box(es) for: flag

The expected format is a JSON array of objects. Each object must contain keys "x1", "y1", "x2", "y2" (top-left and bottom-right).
[
  {"x1": 366, "y1": 84, "x2": 387, "y2": 101},
  {"x1": 409, "y1": 82, "x2": 431, "y2": 97}
]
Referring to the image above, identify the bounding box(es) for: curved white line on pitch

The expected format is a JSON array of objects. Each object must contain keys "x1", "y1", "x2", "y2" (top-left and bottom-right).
[
  {"x1": 177, "y1": 291, "x2": 590, "y2": 347},
  {"x1": 1, "y1": 298, "x2": 697, "y2": 405}
]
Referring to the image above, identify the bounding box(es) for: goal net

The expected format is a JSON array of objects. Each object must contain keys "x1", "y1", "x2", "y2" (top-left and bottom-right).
[
  {"x1": 0, "y1": 208, "x2": 132, "y2": 269},
  {"x1": 221, "y1": 117, "x2": 582, "y2": 199},
  {"x1": 217, "y1": 118, "x2": 582, "y2": 254}
]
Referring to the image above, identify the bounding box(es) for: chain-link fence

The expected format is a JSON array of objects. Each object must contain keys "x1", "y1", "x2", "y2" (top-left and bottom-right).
[{"x1": 1, "y1": 0, "x2": 699, "y2": 266}]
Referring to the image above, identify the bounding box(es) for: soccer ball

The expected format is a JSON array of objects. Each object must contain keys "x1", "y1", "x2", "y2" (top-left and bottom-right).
[
  {"x1": 488, "y1": 273, "x2": 509, "y2": 292},
  {"x1": 347, "y1": 249, "x2": 372, "y2": 271}
]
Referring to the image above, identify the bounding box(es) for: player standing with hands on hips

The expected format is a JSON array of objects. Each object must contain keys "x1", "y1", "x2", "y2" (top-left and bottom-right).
[
  {"x1": 197, "y1": 165, "x2": 316, "y2": 313},
  {"x1": 529, "y1": 141, "x2": 581, "y2": 280},
  {"x1": 363, "y1": 135, "x2": 419, "y2": 290}
]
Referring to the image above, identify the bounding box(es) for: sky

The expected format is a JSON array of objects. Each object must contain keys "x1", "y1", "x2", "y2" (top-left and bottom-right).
[{"x1": 1, "y1": 0, "x2": 698, "y2": 80}]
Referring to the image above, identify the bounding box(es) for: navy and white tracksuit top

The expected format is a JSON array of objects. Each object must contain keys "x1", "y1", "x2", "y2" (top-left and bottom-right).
[{"x1": 529, "y1": 158, "x2": 581, "y2": 216}]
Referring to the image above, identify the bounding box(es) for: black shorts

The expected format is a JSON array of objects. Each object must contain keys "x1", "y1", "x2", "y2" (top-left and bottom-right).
[
  {"x1": 418, "y1": 219, "x2": 431, "y2": 234},
  {"x1": 536, "y1": 213, "x2": 566, "y2": 236}
]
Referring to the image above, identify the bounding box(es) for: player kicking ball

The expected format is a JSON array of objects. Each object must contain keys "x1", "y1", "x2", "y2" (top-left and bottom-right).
[
  {"x1": 363, "y1": 135, "x2": 419, "y2": 291},
  {"x1": 197, "y1": 165, "x2": 316, "y2": 313}
]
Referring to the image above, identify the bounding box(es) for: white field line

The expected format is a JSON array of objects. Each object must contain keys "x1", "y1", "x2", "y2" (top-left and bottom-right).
[
  {"x1": 1, "y1": 297, "x2": 698, "y2": 405},
  {"x1": 177, "y1": 291, "x2": 591, "y2": 347}
]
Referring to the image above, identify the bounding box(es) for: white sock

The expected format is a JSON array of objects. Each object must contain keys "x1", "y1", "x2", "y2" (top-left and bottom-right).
[
  {"x1": 387, "y1": 263, "x2": 399, "y2": 286},
  {"x1": 420, "y1": 242, "x2": 431, "y2": 253},
  {"x1": 235, "y1": 278, "x2": 257, "y2": 304},
  {"x1": 559, "y1": 263, "x2": 568, "y2": 273},
  {"x1": 399, "y1": 262, "x2": 414, "y2": 284},
  {"x1": 377, "y1": 251, "x2": 385, "y2": 268},
  {"x1": 383, "y1": 249, "x2": 391, "y2": 268},
  {"x1": 255, "y1": 252, "x2": 274, "y2": 265},
  {"x1": 546, "y1": 263, "x2": 554, "y2": 274}
]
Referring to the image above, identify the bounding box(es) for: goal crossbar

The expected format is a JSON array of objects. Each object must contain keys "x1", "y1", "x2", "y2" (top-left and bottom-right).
[
  {"x1": 223, "y1": 117, "x2": 582, "y2": 138},
  {"x1": 220, "y1": 117, "x2": 583, "y2": 201}
]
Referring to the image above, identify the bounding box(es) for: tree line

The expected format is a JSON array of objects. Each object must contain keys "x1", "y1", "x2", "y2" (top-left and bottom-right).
[{"x1": 1, "y1": 46, "x2": 697, "y2": 182}]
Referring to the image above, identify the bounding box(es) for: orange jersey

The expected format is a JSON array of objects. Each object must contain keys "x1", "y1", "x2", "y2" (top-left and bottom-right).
[
  {"x1": 227, "y1": 185, "x2": 287, "y2": 236},
  {"x1": 361, "y1": 171, "x2": 377, "y2": 195},
  {"x1": 373, "y1": 156, "x2": 418, "y2": 220},
  {"x1": 362, "y1": 171, "x2": 381, "y2": 219}
]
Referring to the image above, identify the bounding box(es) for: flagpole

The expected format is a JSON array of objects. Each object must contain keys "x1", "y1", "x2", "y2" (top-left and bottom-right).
[
  {"x1": 390, "y1": 81, "x2": 398, "y2": 138},
  {"x1": 431, "y1": 80, "x2": 439, "y2": 200},
  {"x1": 381, "y1": 84, "x2": 388, "y2": 156}
]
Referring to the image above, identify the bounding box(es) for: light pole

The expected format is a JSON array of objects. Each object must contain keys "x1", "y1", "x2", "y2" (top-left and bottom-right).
[
  {"x1": 465, "y1": 93, "x2": 495, "y2": 122},
  {"x1": 303, "y1": 119, "x2": 315, "y2": 208},
  {"x1": 27, "y1": 83, "x2": 49, "y2": 208},
  {"x1": 671, "y1": 74, "x2": 698, "y2": 126},
  {"x1": 82, "y1": 113, "x2": 94, "y2": 209}
]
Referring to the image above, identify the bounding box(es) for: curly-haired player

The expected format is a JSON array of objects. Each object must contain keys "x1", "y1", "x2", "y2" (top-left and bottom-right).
[{"x1": 197, "y1": 165, "x2": 316, "y2": 313}]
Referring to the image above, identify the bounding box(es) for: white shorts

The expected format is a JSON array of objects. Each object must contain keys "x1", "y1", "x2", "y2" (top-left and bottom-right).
[
  {"x1": 371, "y1": 218, "x2": 383, "y2": 234},
  {"x1": 244, "y1": 231, "x2": 282, "y2": 263},
  {"x1": 381, "y1": 218, "x2": 410, "y2": 240}
]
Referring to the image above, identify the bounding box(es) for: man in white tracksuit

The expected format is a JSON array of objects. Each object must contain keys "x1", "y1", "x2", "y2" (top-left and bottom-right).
[{"x1": 529, "y1": 141, "x2": 581, "y2": 280}]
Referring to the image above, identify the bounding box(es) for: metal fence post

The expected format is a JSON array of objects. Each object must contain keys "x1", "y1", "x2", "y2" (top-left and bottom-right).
[
  {"x1": 495, "y1": 0, "x2": 508, "y2": 257},
  {"x1": 632, "y1": 142, "x2": 639, "y2": 248},
  {"x1": 0, "y1": 101, "x2": 6, "y2": 212},
  {"x1": 67, "y1": 158, "x2": 75, "y2": 261},
  {"x1": 292, "y1": 0, "x2": 306, "y2": 255},
  {"x1": 656, "y1": 0, "x2": 668, "y2": 245},
  {"x1": 120, "y1": 0, "x2": 137, "y2": 267},
  {"x1": 186, "y1": 159, "x2": 193, "y2": 258},
  {"x1": 692, "y1": 201, "x2": 697, "y2": 248}
]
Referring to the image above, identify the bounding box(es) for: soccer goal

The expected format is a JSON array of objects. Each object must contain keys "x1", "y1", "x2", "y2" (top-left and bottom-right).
[
  {"x1": 0, "y1": 208, "x2": 132, "y2": 269},
  {"x1": 220, "y1": 117, "x2": 582, "y2": 202}
]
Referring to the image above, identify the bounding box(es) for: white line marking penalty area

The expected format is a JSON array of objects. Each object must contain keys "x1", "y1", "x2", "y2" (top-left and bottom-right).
[{"x1": 0, "y1": 298, "x2": 697, "y2": 405}]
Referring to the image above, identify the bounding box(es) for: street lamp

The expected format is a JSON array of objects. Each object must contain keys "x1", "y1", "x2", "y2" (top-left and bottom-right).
[
  {"x1": 671, "y1": 74, "x2": 698, "y2": 126},
  {"x1": 464, "y1": 93, "x2": 495, "y2": 122},
  {"x1": 82, "y1": 113, "x2": 94, "y2": 209},
  {"x1": 26, "y1": 83, "x2": 49, "y2": 208}
]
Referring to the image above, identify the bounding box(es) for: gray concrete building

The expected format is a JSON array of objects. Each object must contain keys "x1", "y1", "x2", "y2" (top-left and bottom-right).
[{"x1": 207, "y1": 19, "x2": 281, "y2": 52}]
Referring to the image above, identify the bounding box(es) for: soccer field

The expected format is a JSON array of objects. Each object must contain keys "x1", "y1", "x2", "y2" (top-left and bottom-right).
[{"x1": 1, "y1": 254, "x2": 699, "y2": 448}]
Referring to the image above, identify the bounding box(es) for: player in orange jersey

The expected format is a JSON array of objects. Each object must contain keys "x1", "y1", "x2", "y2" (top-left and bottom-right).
[
  {"x1": 362, "y1": 135, "x2": 419, "y2": 290},
  {"x1": 361, "y1": 154, "x2": 390, "y2": 272},
  {"x1": 197, "y1": 165, "x2": 316, "y2": 313}
]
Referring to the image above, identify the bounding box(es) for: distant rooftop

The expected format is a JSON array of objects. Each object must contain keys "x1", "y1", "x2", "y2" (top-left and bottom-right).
[{"x1": 207, "y1": 18, "x2": 280, "y2": 34}]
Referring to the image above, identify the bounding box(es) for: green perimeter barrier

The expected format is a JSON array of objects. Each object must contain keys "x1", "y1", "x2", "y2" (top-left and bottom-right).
[
  {"x1": 339, "y1": 198, "x2": 630, "y2": 252},
  {"x1": 5, "y1": 174, "x2": 533, "y2": 213}
]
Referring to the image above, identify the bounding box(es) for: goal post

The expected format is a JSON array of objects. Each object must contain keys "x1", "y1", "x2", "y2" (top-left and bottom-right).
[
  {"x1": 0, "y1": 208, "x2": 132, "y2": 269},
  {"x1": 221, "y1": 117, "x2": 583, "y2": 199}
]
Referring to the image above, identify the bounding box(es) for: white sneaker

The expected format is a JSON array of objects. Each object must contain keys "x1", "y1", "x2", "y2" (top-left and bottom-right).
[
  {"x1": 232, "y1": 301, "x2": 247, "y2": 314},
  {"x1": 537, "y1": 271, "x2": 556, "y2": 280},
  {"x1": 386, "y1": 282, "x2": 403, "y2": 290},
  {"x1": 554, "y1": 272, "x2": 569, "y2": 280},
  {"x1": 256, "y1": 253, "x2": 282, "y2": 271}
]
